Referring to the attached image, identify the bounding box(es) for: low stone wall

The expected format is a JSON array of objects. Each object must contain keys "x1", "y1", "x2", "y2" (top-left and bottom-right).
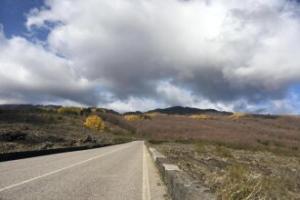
[{"x1": 147, "y1": 147, "x2": 216, "y2": 200}]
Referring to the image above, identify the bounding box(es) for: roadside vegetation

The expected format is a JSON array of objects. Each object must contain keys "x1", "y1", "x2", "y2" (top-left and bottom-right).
[
  {"x1": 136, "y1": 109, "x2": 300, "y2": 199},
  {"x1": 1, "y1": 105, "x2": 300, "y2": 198},
  {"x1": 0, "y1": 106, "x2": 136, "y2": 153},
  {"x1": 152, "y1": 141, "x2": 300, "y2": 199}
]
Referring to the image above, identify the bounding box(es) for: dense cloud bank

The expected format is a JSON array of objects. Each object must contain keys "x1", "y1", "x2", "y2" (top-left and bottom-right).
[{"x1": 1, "y1": 0, "x2": 300, "y2": 113}]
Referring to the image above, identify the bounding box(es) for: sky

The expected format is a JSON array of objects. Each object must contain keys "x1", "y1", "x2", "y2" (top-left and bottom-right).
[{"x1": 0, "y1": 0, "x2": 300, "y2": 114}]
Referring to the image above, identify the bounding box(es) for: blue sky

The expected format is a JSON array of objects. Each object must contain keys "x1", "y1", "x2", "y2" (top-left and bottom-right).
[
  {"x1": 0, "y1": 0, "x2": 44, "y2": 38},
  {"x1": 0, "y1": 0, "x2": 300, "y2": 114}
]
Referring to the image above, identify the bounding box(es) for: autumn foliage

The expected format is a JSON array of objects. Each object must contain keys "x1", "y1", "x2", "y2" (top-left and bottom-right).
[
  {"x1": 57, "y1": 107, "x2": 82, "y2": 115},
  {"x1": 124, "y1": 115, "x2": 141, "y2": 121},
  {"x1": 124, "y1": 114, "x2": 151, "y2": 121},
  {"x1": 84, "y1": 115, "x2": 105, "y2": 130},
  {"x1": 190, "y1": 114, "x2": 214, "y2": 120}
]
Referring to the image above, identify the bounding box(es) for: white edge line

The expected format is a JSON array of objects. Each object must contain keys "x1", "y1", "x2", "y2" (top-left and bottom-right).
[
  {"x1": 142, "y1": 142, "x2": 151, "y2": 200},
  {"x1": 0, "y1": 144, "x2": 131, "y2": 193}
]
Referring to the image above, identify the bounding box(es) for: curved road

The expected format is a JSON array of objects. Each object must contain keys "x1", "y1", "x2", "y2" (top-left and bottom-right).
[{"x1": 0, "y1": 141, "x2": 167, "y2": 200}]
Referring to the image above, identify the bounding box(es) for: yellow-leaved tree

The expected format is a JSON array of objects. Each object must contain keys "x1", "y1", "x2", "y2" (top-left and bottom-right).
[{"x1": 84, "y1": 115, "x2": 105, "y2": 131}]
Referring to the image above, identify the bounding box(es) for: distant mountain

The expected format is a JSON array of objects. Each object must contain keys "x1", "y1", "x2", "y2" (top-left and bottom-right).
[
  {"x1": 146, "y1": 106, "x2": 232, "y2": 116},
  {"x1": 0, "y1": 104, "x2": 233, "y2": 116}
]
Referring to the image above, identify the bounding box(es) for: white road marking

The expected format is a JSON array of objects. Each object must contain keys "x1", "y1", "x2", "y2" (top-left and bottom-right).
[
  {"x1": 142, "y1": 143, "x2": 151, "y2": 200},
  {"x1": 0, "y1": 144, "x2": 132, "y2": 193}
]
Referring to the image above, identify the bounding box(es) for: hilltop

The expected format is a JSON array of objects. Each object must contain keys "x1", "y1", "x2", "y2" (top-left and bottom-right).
[{"x1": 146, "y1": 106, "x2": 232, "y2": 116}]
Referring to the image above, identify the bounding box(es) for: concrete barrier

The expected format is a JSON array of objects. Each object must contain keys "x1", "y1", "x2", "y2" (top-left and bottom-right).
[
  {"x1": 0, "y1": 141, "x2": 126, "y2": 162},
  {"x1": 147, "y1": 146, "x2": 216, "y2": 200}
]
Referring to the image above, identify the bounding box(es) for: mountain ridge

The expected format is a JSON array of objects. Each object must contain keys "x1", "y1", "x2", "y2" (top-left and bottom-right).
[{"x1": 145, "y1": 106, "x2": 232, "y2": 116}]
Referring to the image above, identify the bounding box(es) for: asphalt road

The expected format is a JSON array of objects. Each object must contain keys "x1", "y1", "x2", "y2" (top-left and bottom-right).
[{"x1": 0, "y1": 141, "x2": 167, "y2": 200}]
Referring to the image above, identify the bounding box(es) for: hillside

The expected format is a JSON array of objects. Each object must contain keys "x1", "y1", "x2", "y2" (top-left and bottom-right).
[
  {"x1": 146, "y1": 106, "x2": 232, "y2": 116},
  {"x1": 124, "y1": 109, "x2": 300, "y2": 155},
  {"x1": 0, "y1": 105, "x2": 136, "y2": 153},
  {"x1": 124, "y1": 107, "x2": 300, "y2": 199}
]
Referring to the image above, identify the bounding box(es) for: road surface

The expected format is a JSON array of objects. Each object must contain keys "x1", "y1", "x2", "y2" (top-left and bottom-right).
[{"x1": 0, "y1": 141, "x2": 167, "y2": 200}]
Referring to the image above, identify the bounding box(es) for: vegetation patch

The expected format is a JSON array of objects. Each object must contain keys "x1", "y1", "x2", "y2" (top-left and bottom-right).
[
  {"x1": 145, "y1": 112, "x2": 161, "y2": 117},
  {"x1": 84, "y1": 115, "x2": 105, "y2": 131},
  {"x1": 57, "y1": 107, "x2": 83, "y2": 115},
  {"x1": 123, "y1": 114, "x2": 151, "y2": 121},
  {"x1": 190, "y1": 114, "x2": 214, "y2": 120},
  {"x1": 153, "y1": 141, "x2": 300, "y2": 199},
  {"x1": 0, "y1": 107, "x2": 136, "y2": 153},
  {"x1": 228, "y1": 112, "x2": 248, "y2": 120}
]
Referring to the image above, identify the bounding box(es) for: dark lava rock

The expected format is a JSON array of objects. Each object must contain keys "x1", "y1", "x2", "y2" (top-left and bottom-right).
[
  {"x1": 83, "y1": 135, "x2": 96, "y2": 143},
  {"x1": 0, "y1": 131, "x2": 27, "y2": 142},
  {"x1": 46, "y1": 135, "x2": 65, "y2": 143}
]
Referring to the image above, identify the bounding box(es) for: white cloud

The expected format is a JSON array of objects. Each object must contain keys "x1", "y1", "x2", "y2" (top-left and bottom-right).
[
  {"x1": 0, "y1": 29, "x2": 97, "y2": 105},
  {"x1": 103, "y1": 97, "x2": 162, "y2": 113},
  {"x1": 0, "y1": 0, "x2": 300, "y2": 113}
]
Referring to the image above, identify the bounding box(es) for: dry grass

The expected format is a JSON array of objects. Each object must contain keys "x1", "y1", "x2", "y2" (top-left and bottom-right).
[
  {"x1": 154, "y1": 142, "x2": 300, "y2": 199},
  {"x1": 145, "y1": 112, "x2": 162, "y2": 117},
  {"x1": 123, "y1": 114, "x2": 151, "y2": 121},
  {"x1": 124, "y1": 114, "x2": 142, "y2": 121},
  {"x1": 0, "y1": 108, "x2": 136, "y2": 153},
  {"x1": 130, "y1": 114, "x2": 300, "y2": 156},
  {"x1": 144, "y1": 112, "x2": 300, "y2": 199},
  {"x1": 190, "y1": 114, "x2": 214, "y2": 120},
  {"x1": 228, "y1": 112, "x2": 248, "y2": 120}
]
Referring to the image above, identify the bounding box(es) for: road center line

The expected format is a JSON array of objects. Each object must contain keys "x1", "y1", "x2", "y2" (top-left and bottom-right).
[
  {"x1": 0, "y1": 143, "x2": 132, "y2": 193},
  {"x1": 142, "y1": 143, "x2": 151, "y2": 200}
]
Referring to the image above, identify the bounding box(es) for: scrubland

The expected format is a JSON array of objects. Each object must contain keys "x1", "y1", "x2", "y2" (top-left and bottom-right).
[
  {"x1": 1, "y1": 105, "x2": 300, "y2": 199},
  {"x1": 0, "y1": 106, "x2": 136, "y2": 153},
  {"x1": 127, "y1": 112, "x2": 300, "y2": 199}
]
